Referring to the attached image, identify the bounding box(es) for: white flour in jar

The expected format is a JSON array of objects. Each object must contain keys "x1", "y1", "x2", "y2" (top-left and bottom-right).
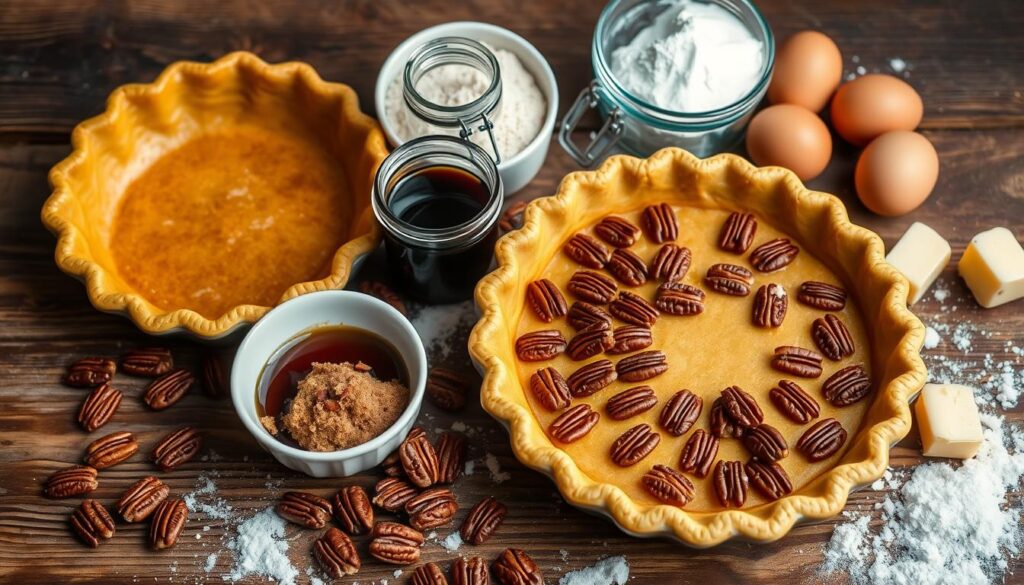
[{"x1": 609, "y1": 0, "x2": 764, "y2": 112}]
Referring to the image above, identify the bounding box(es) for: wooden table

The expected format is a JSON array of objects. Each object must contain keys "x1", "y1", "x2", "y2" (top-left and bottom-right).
[{"x1": 1, "y1": 1, "x2": 1022, "y2": 583}]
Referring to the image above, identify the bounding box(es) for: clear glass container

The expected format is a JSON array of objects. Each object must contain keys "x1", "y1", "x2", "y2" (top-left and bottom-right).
[{"x1": 560, "y1": 0, "x2": 775, "y2": 166}]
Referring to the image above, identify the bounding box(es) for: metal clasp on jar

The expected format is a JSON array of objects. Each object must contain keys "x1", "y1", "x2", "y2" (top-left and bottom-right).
[{"x1": 558, "y1": 80, "x2": 624, "y2": 167}]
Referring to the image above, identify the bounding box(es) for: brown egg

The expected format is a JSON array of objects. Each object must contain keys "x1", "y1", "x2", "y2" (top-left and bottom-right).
[
  {"x1": 768, "y1": 31, "x2": 843, "y2": 112},
  {"x1": 831, "y1": 74, "x2": 923, "y2": 146},
  {"x1": 745, "y1": 104, "x2": 832, "y2": 181},
  {"x1": 855, "y1": 131, "x2": 939, "y2": 216}
]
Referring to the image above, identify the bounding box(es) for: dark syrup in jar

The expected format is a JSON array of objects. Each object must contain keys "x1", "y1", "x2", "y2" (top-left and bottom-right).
[{"x1": 255, "y1": 325, "x2": 407, "y2": 448}]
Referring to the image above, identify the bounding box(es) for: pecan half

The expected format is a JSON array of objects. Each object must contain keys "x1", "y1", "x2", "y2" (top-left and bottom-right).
[
  {"x1": 492, "y1": 548, "x2": 543, "y2": 585},
  {"x1": 649, "y1": 243, "x2": 691, "y2": 282},
  {"x1": 641, "y1": 202, "x2": 678, "y2": 243},
  {"x1": 607, "y1": 325, "x2": 653, "y2": 355},
  {"x1": 315, "y1": 527, "x2": 361, "y2": 577},
  {"x1": 609, "y1": 290, "x2": 659, "y2": 327},
  {"x1": 117, "y1": 476, "x2": 169, "y2": 522},
  {"x1": 369, "y1": 522, "x2": 424, "y2": 565},
  {"x1": 679, "y1": 429, "x2": 719, "y2": 478},
  {"x1": 752, "y1": 283, "x2": 788, "y2": 328},
  {"x1": 151, "y1": 427, "x2": 202, "y2": 472},
  {"x1": 360, "y1": 280, "x2": 407, "y2": 316},
  {"x1": 750, "y1": 238, "x2": 799, "y2": 272},
  {"x1": 201, "y1": 353, "x2": 228, "y2": 399},
  {"x1": 655, "y1": 282, "x2": 705, "y2": 316},
  {"x1": 718, "y1": 212, "x2": 757, "y2": 254},
  {"x1": 610, "y1": 423, "x2": 661, "y2": 467},
  {"x1": 426, "y1": 367, "x2": 470, "y2": 411},
  {"x1": 77, "y1": 383, "x2": 122, "y2": 432},
  {"x1": 746, "y1": 459, "x2": 793, "y2": 501},
  {"x1": 606, "y1": 248, "x2": 649, "y2": 286},
  {"x1": 642, "y1": 464, "x2": 695, "y2": 506},
  {"x1": 566, "y1": 359, "x2": 616, "y2": 397},
  {"x1": 526, "y1": 279, "x2": 567, "y2": 323},
  {"x1": 797, "y1": 418, "x2": 848, "y2": 461},
  {"x1": 452, "y1": 557, "x2": 490, "y2": 585},
  {"x1": 771, "y1": 346, "x2": 824, "y2": 378},
  {"x1": 277, "y1": 491, "x2": 332, "y2": 528},
  {"x1": 71, "y1": 499, "x2": 115, "y2": 548},
  {"x1": 549, "y1": 404, "x2": 599, "y2": 443},
  {"x1": 381, "y1": 450, "x2": 404, "y2": 477},
  {"x1": 721, "y1": 386, "x2": 763, "y2": 429},
  {"x1": 143, "y1": 368, "x2": 196, "y2": 410},
  {"x1": 742, "y1": 424, "x2": 789, "y2": 463},
  {"x1": 121, "y1": 347, "x2": 173, "y2": 377},
  {"x1": 812, "y1": 314, "x2": 855, "y2": 361},
  {"x1": 659, "y1": 389, "x2": 702, "y2": 436},
  {"x1": 769, "y1": 380, "x2": 820, "y2": 424},
  {"x1": 405, "y1": 487, "x2": 458, "y2": 531},
  {"x1": 563, "y1": 233, "x2": 611, "y2": 268},
  {"x1": 822, "y1": 364, "x2": 872, "y2": 406},
  {"x1": 594, "y1": 215, "x2": 641, "y2": 248},
  {"x1": 567, "y1": 301, "x2": 612, "y2": 330},
  {"x1": 149, "y1": 498, "x2": 187, "y2": 550},
  {"x1": 412, "y1": 562, "x2": 448, "y2": 585},
  {"x1": 713, "y1": 460, "x2": 748, "y2": 508},
  {"x1": 84, "y1": 431, "x2": 138, "y2": 469},
  {"x1": 798, "y1": 281, "x2": 847, "y2": 311},
  {"x1": 565, "y1": 322, "x2": 614, "y2": 361},
  {"x1": 499, "y1": 200, "x2": 528, "y2": 233},
  {"x1": 45, "y1": 465, "x2": 98, "y2": 499},
  {"x1": 616, "y1": 350, "x2": 668, "y2": 382},
  {"x1": 401, "y1": 432, "x2": 440, "y2": 488},
  {"x1": 710, "y1": 398, "x2": 745, "y2": 439},
  {"x1": 515, "y1": 330, "x2": 566, "y2": 362},
  {"x1": 704, "y1": 263, "x2": 753, "y2": 296},
  {"x1": 332, "y1": 486, "x2": 373, "y2": 535},
  {"x1": 606, "y1": 386, "x2": 658, "y2": 420},
  {"x1": 567, "y1": 270, "x2": 617, "y2": 304},
  {"x1": 461, "y1": 496, "x2": 507, "y2": 545},
  {"x1": 436, "y1": 431, "x2": 467, "y2": 484},
  {"x1": 373, "y1": 477, "x2": 419, "y2": 512},
  {"x1": 64, "y1": 357, "x2": 116, "y2": 388},
  {"x1": 529, "y1": 367, "x2": 571, "y2": 411}
]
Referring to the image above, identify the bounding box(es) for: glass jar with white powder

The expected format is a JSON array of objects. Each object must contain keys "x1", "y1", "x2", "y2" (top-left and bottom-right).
[{"x1": 560, "y1": 0, "x2": 775, "y2": 165}]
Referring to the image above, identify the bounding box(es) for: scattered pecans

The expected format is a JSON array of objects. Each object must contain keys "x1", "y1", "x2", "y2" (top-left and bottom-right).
[
  {"x1": 400, "y1": 432, "x2": 440, "y2": 488},
  {"x1": 606, "y1": 248, "x2": 649, "y2": 286},
  {"x1": 812, "y1": 314, "x2": 856, "y2": 361},
  {"x1": 373, "y1": 477, "x2": 419, "y2": 512},
  {"x1": 741, "y1": 424, "x2": 789, "y2": 463},
  {"x1": 770, "y1": 345, "x2": 824, "y2": 378},
  {"x1": 769, "y1": 380, "x2": 820, "y2": 424},
  {"x1": 567, "y1": 270, "x2": 617, "y2": 304},
  {"x1": 499, "y1": 200, "x2": 528, "y2": 233},
  {"x1": 565, "y1": 321, "x2": 615, "y2": 361},
  {"x1": 461, "y1": 496, "x2": 508, "y2": 545},
  {"x1": 276, "y1": 491, "x2": 332, "y2": 529},
  {"x1": 608, "y1": 290, "x2": 659, "y2": 327},
  {"x1": 369, "y1": 521, "x2": 424, "y2": 565},
  {"x1": 426, "y1": 367, "x2": 471, "y2": 411},
  {"x1": 655, "y1": 282, "x2": 705, "y2": 316},
  {"x1": 45, "y1": 465, "x2": 98, "y2": 499},
  {"x1": 201, "y1": 353, "x2": 229, "y2": 399},
  {"x1": 411, "y1": 562, "x2": 448, "y2": 585},
  {"x1": 120, "y1": 347, "x2": 173, "y2": 377},
  {"x1": 148, "y1": 498, "x2": 187, "y2": 550},
  {"x1": 641, "y1": 202, "x2": 678, "y2": 243},
  {"x1": 435, "y1": 431, "x2": 467, "y2": 484},
  {"x1": 566, "y1": 359, "x2": 616, "y2": 397},
  {"x1": 566, "y1": 301, "x2": 612, "y2": 331},
  {"x1": 117, "y1": 476, "x2": 169, "y2": 523},
  {"x1": 84, "y1": 431, "x2": 138, "y2": 469},
  {"x1": 648, "y1": 243, "x2": 691, "y2": 282},
  {"x1": 798, "y1": 281, "x2": 847, "y2": 311},
  {"x1": 492, "y1": 548, "x2": 543, "y2": 585},
  {"x1": 150, "y1": 426, "x2": 202, "y2": 472},
  {"x1": 713, "y1": 460, "x2": 748, "y2": 508},
  {"x1": 746, "y1": 459, "x2": 793, "y2": 501},
  {"x1": 63, "y1": 357, "x2": 116, "y2": 388},
  {"x1": 563, "y1": 233, "x2": 611, "y2": 269},
  {"x1": 452, "y1": 556, "x2": 490, "y2": 585},
  {"x1": 822, "y1": 364, "x2": 872, "y2": 406},
  {"x1": 143, "y1": 368, "x2": 196, "y2": 410},
  {"x1": 70, "y1": 499, "x2": 115, "y2": 548},
  {"x1": 77, "y1": 383, "x2": 122, "y2": 432},
  {"x1": 332, "y1": 485, "x2": 373, "y2": 535},
  {"x1": 405, "y1": 486, "x2": 458, "y2": 531},
  {"x1": 606, "y1": 385, "x2": 658, "y2": 421},
  {"x1": 607, "y1": 325, "x2": 653, "y2": 355},
  {"x1": 752, "y1": 283, "x2": 787, "y2": 328},
  {"x1": 658, "y1": 389, "x2": 702, "y2": 436},
  {"x1": 315, "y1": 527, "x2": 361, "y2": 577}
]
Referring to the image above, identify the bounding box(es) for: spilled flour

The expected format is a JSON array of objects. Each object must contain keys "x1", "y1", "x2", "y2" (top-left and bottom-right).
[
  {"x1": 224, "y1": 507, "x2": 298, "y2": 585},
  {"x1": 559, "y1": 556, "x2": 630, "y2": 585}
]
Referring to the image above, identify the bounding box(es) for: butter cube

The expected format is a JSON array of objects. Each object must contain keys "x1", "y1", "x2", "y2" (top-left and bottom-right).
[
  {"x1": 915, "y1": 383, "x2": 984, "y2": 459},
  {"x1": 958, "y1": 227, "x2": 1024, "y2": 308},
  {"x1": 886, "y1": 222, "x2": 951, "y2": 305}
]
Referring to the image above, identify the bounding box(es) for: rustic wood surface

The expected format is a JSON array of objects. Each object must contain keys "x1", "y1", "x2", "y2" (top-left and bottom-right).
[{"x1": 1, "y1": 0, "x2": 1022, "y2": 583}]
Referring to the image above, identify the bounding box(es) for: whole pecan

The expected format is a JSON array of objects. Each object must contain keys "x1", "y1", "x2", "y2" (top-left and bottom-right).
[
  {"x1": 529, "y1": 367, "x2": 571, "y2": 411},
  {"x1": 63, "y1": 357, "x2": 116, "y2": 388},
  {"x1": 822, "y1": 364, "x2": 871, "y2": 406},
  {"x1": 642, "y1": 464, "x2": 695, "y2": 506},
  {"x1": 721, "y1": 386, "x2": 764, "y2": 429},
  {"x1": 798, "y1": 281, "x2": 847, "y2": 311},
  {"x1": 71, "y1": 499, "x2": 115, "y2": 547},
  {"x1": 426, "y1": 367, "x2": 471, "y2": 411},
  {"x1": 499, "y1": 200, "x2": 528, "y2": 233},
  {"x1": 143, "y1": 368, "x2": 196, "y2": 410},
  {"x1": 750, "y1": 238, "x2": 799, "y2": 272},
  {"x1": 610, "y1": 423, "x2": 661, "y2": 467},
  {"x1": 594, "y1": 215, "x2": 641, "y2": 248},
  {"x1": 659, "y1": 389, "x2": 702, "y2": 436},
  {"x1": 373, "y1": 477, "x2": 419, "y2": 512},
  {"x1": 401, "y1": 431, "x2": 440, "y2": 487},
  {"x1": 679, "y1": 429, "x2": 719, "y2": 478},
  {"x1": 405, "y1": 487, "x2": 458, "y2": 531},
  {"x1": 117, "y1": 476, "x2": 169, "y2": 522},
  {"x1": 315, "y1": 527, "x2": 361, "y2": 577},
  {"x1": 436, "y1": 431, "x2": 467, "y2": 484},
  {"x1": 812, "y1": 314, "x2": 856, "y2": 361},
  {"x1": 567, "y1": 270, "x2": 617, "y2": 304},
  {"x1": 526, "y1": 279, "x2": 567, "y2": 323},
  {"x1": 201, "y1": 353, "x2": 228, "y2": 399},
  {"x1": 45, "y1": 465, "x2": 98, "y2": 499},
  {"x1": 609, "y1": 290, "x2": 659, "y2": 327},
  {"x1": 381, "y1": 450, "x2": 404, "y2": 477},
  {"x1": 412, "y1": 562, "x2": 448, "y2": 585},
  {"x1": 566, "y1": 359, "x2": 616, "y2": 397},
  {"x1": 565, "y1": 322, "x2": 615, "y2": 361},
  {"x1": 332, "y1": 486, "x2": 373, "y2": 535},
  {"x1": 615, "y1": 350, "x2": 668, "y2": 382},
  {"x1": 649, "y1": 243, "x2": 691, "y2": 282},
  {"x1": 452, "y1": 556, "x2": 490, "y2": 585},
  {"x1": 655, "y1": 282, "x2": 705, "y2": 316},
  {"x1": 149, "y1": 498, "x2": 187, "y2": 550},
  {"x1": 84, "y1": 431, "x2": 138, "y2": 469},
  {"x1": 461, "y1": 496, "x2": 507, "y2": 545},
  {"x1": 515, "y1": 330, "x2": 566, "y2": 362},
  {"x1": 369, "y1": 521, "x2": 424, "y2": 565},
  {"x1": 360, "y1": 280, "x2": 407, "y2": 316},
  {"x1": 641, "y1": 202, "x2": 678, "y2": 243},
  {"x1": 704, "y1": 263, "x2": 753, "y2": 296},
  {"x1": 607, "y1": 325, "x2": 653, "y2": 355},
  {"x1": 797, "y1": 418, "x2": 848, "y2": 461},
  {"x1": 151, "y1": 426, "x2": 202, "y2": 472},
  {"x1": 752, "y1": 283, "x2": 788, "y2": 328},
  {"x1": 742, "y1": 424, "x2": 789, "y2": 463},
  {"x1": 606, "y1": 385, "x2": 658, "y2": 420},
  {"x1": 606, "y1": 248, "x2": 649, "y2": 286},
  {"x1": 718, "y1": 212, "x2": 757, "y2": 254},
  {"x1": 276, "y1": 491, "x2": 332, "y2": 528},
  {"x1": 710, "y1": 397, "x2": 745, "y2": 439},
  {"x1": 548, "y1": 404, "x2": 599, "y2": 443},
  {"x1": 771, "y1": 346, "x2": 824, "y2": 378},
  {"x1": 563, "y1": 233, "x2": 611, "y2": 268},
  {"x1": 713, "y1": 460, "x2": 748, "y2": 508},
  {"x1": 492, "y1": 548, "x2": 543, "y2": 585},
  {"x1": 769, "y1": 380, "x2": 820, "y2": 424},
  {"x1": 566, "y1": 301, "x2": 612, "y2": 331},
  {"x1": 121, "y1": 347, "x2": 174, "y2": 377},
  {"x1": 746, "y1": 459, "x2": 793, "y2": 501},
  {"x1": 77, "y1": 383, "x2": 122, "y2": 432}
]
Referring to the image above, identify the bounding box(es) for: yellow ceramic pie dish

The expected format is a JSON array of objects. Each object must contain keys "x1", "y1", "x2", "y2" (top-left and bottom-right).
[
  {"x1": 469, "y1": 148, "x2": 926, "y2": 546},
  {"x1": 42, "y1": 52, "x2": 388, "y2": 339}
]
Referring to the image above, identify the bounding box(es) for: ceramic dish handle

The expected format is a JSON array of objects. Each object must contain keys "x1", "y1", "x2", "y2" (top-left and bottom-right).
[{"x1": 558, "y1": 80, "x2": 624, "y2": 167}]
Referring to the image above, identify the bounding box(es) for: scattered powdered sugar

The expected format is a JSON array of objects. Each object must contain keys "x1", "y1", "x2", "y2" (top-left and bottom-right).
[
  {"x1": 464, "y1": 458, "x2": 476, "y2": 476},
  {"x1": 559, "y1": 556, "x2": 630, "y2": 585},
  {"x1": 184, "y1": 474, "x2": 233, "y2": 521},
  {"x1": 412, "y1": 301, "x2": 477, "y2": 363},
  {"x1": 923, "y1": 326, "x2": 941, "y2": 350},
  {"x1": 889, "y1": 57, "x2": 907, "y2": 74},
  {"x1": 203, "y1": 553, "x2": 218, "y2": 573},
  {"x1": 485, "y1": 452, "x2": 511, "y2": 484},
  {"x1": 224, "y1": 507, "x2": 298, "y2": 585},
  {"x1": 440, "y1": 530, "x2": 464, "y2": 552}
]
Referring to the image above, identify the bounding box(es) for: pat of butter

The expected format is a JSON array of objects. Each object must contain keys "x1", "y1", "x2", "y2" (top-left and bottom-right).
[
  {"x1": 886, "y1": 222, "x2": 951, "y2": 305},
  {"x1": 958, "y1": 227, "x2": 1024, "y2": 308},
  {"x1": 915, "y1": 383, "x2": 984, "y2": 459}
]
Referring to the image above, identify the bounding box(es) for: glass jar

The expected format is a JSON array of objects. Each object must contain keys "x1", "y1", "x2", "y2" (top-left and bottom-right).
[
  {"x1": 372, "y1": 135, "x2": 503, "y2": 304},
  {"x1": 559, "y1": 0, "x2": 775, "y2": 166}
]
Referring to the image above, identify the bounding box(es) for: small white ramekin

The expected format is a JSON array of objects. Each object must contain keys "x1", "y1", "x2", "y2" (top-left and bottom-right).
[
  {"x1": 374, "y1": 21, "x2": 559, "y2": 195},
  {"x1": 231, "y1": 290, "x2": 427, "y2": 477}
]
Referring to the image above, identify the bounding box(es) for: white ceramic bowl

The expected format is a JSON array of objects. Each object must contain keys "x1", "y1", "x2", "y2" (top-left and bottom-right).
[
  {"x1": 374, "y1": 21, "x2": 558, "y2": 195},
  {"x1": 231, "y1": 290, "x2": 427, "y2": 477}
]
